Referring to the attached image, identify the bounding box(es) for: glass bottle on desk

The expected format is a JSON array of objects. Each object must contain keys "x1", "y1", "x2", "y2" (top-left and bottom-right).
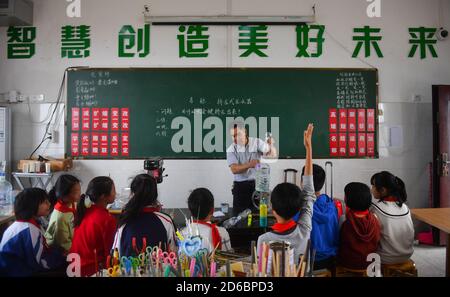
[
  {"x1": 0, "y1": 162, "x2": 13, "y2": 216},
  {"x1": 222, "y1": 209, "x2": 251, "y2": 228}
]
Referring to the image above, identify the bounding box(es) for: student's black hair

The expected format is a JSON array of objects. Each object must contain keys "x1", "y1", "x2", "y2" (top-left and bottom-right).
[
  {"x1": 370, "y1": 171, "x2": 407, "y2": 207},
  {"x1": 118, "y1": 174, "x2": 158, "y2": 227},
  {"x1": 344, "y1": 182, "x2": 372, "y2": 211},
  {"x1": 188, "y1": 188, "x2": 214, "y2": 220},
  {"x1": 270, "y1": 183, "x2": 302, "y2": 220},
  {"x1": 14, "y1": 188, "x2": 49, "y2": 220},
  {"x1": 48, "y1": 174, "x2": 80, "y2": 207},
  {"x1": 301, "y1": 164, "x2": 326, "y2": 193},
  {"x1": 74, "y1": 176, "x2": 115, "y2": 227}
]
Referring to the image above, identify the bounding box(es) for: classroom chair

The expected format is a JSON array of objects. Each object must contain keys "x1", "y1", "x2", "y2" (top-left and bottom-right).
[
  {"x1": 381, "y1": 259, "x2": 418, "y2": 277},
  {"x1": 335, "y1": 266, "x2": 367, "y2": 277}
]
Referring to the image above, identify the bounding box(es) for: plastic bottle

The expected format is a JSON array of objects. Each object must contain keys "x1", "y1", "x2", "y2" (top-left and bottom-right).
[
  {"x1": 255, "y1": 163, "x2": 270, "y2": 193},
  {"x1": 222, "y1": 209, "x2": 252, "y2": 228},
  {"x1": 259, "y1": 194, "x2": 268, "y2": 227},
  {"x1": 0, "y1": 162, "x2": 13, "y2": 216}
]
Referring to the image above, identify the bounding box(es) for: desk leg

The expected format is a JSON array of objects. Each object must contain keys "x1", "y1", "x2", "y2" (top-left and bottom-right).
[
  {"x1": 12, "y1": 175, "x2": 25, "y2": 190},
  {"x1": 447, "y1": 234, "x2": 450, "y2": 277}
]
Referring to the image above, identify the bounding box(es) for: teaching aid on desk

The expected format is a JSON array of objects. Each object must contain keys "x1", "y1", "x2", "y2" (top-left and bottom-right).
[
  {"x1": 262, "y1": 243, "x2": 268, "y2": 277},
  {"x1": 266, "y1": 249, "x2": 273, "y2": 276},
  {"x1": 210, "y1": 261, "x2": 217, "y2": 277},
  {"x1": 258, "y1": 244, "x2": 263, "y2": 276},
  {"x1": 189, "y1": 258, "x2": 196, "y2": 277},
  {"x1": 251, "y1": 241, "x2": 256, "y2": 264},
  {"x1": 94, "y1": 249, "x2": 98, "y2": 277}
]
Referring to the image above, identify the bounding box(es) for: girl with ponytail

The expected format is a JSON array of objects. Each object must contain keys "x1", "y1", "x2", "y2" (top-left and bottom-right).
[
  {"x1": 45, "y1": 174, "x2": 81, "y2": 253},
  {"x1": 112, "y1": 174, "x2": 177, "y2": 257},
  {"x1": 369, "y1": 171, "x2": 415, "y2": 265},
  {"x1": 70, "y1": 176, "x2": 117, "y2": 277}
]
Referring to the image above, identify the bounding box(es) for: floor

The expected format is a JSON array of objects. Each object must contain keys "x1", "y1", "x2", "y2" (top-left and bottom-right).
[{"x1": 411, "y1": 244, "x2": 446, "y2": 277}]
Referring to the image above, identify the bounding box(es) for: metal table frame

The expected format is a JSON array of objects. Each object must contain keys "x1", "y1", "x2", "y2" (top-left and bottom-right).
[{"x1": 12, "y1": 172, "x2": 54, "y2": 190}]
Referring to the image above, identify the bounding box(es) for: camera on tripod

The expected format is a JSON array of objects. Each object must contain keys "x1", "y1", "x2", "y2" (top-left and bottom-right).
[{"x1": 144, "y1": 158, "x2": 167, "y2": 183}]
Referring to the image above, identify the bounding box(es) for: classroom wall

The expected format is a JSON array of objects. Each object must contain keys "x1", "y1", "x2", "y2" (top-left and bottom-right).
[{"x1": 0, "y1": 0, "x2": 448, "y2": 212}]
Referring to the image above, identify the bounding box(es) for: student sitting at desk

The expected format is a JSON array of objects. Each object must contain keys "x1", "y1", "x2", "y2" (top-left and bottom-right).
[
  {"x1": 45, "y1": 174, "x2": 81, "y2": 253},
  {"x1": 257, "y1": 124, "x2": 316, "y2": 262},
  {"x1": 182, "y1": 188, "x2": 233, "y2": 252},
  {"x1": 337, "y1": 182, "x2": 380, "y2": 270},
  {"x1": 370, "y1": 171, "x2": 414, "y2": 265},
  {"x1": 293, "y1": 164, "x2": 341, "y2": 270},
  {"x1": 0, "y1": 188, "x2": 65, "y2": 277},
  {"x1": 70, "y1": 176, "x2": 117, "y2": 277},
  {"x1": 112, "y1": 174, "x2": 177, "y2": 256}
]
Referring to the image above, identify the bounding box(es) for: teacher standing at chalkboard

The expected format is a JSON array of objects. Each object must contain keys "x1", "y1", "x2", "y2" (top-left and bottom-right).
[{"x1": 226, "y1": 121, "x2": 277, "y2": 216}]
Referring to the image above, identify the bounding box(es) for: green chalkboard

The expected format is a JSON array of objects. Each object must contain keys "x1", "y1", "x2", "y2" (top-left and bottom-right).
[{"x1": 66, "y1": 68, "x2": 379, "y2": 159}]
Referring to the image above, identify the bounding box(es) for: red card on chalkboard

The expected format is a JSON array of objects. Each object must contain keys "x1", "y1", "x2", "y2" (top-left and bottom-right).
[
  {"x1": 339, "y1": 109, "x2": 347, "y2": 132},
  {"x1": 358, "y1": 109, "x2": 366, "y2": 132},
  {"x1": 100, "y1": 134, "x2": 108, "y2": 156},
  {"x1": 71, "y1": 133, "x2": 79, "y2": 156},
  {"x1": 91, "y1": 133, "x2": 99, "y2": 156},
  {"x1": 72, "y1": 108, "x2": 80, "y2": 131},
  {"x1": 348, "y1": 109, "x2": 356, "y2": 132},
  {"x1": 329, "y1": 108, "x2": 337, "y2": 132},
  {"x1": 111, "y1": 108, "x2": 120, "y2": 131},
  {"x1": 330, "y1": 133, "x2": 338, "y2": 157},
  {"x1": 101, "y1": 108, "x2": 109, "y2": 131},
  {"x1": 367, "y1": 133, "x2": 375, "y2": 156},
  {"x1": 92, "y1": 108, "x2": 100, "y2": 131},
  {"x1": 358, "y1": 133, "x2": 366, "y2": 157},
  {"x1": 367, "y1": 109, "x2": 375, "y2": 132},
  {"x1": 121, "y1": 108, "x2": 129, "y2": 131},
  {"x1": 339, "y1": 133, "x2": 347, "y2": 156},
  {"x1": 81, "y1": 133, "x2": 89, "y2": 156},
  {"x1": 348, "y1": 133, "x2": 357, "y2": 156},
  {"x1": 111, "y1": 133, "x2": 119, "y2": 156},
  {"x1": 122, "y1": 133, "x2": 129, "y2": 156},
  {"x1": 82, "y1": 108, "x2": 90, "y2": 131}
]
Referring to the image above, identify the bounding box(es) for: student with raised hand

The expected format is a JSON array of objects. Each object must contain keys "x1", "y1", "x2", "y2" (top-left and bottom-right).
[
  {"x1": 370, "y1": 171, "x2": 414, "y2": 265},
  {"x1": 45, "y1": 174, "x2": 81, "y2": 253},
  {"x1": 256, "y1": 124, "x2": 316, "y2": 262},
  {"x1": 294, "y1": 164, "x2": 340, "y2": 270},
  {"x1": 112, "y1": 174, "x2": 177, "y2": 256},
  {"x1": 70, "y1": 176, "x2": 117, "y2": 277},
  {"x1": 0, "y1": 188, "x2": 65, "y2": 277}
]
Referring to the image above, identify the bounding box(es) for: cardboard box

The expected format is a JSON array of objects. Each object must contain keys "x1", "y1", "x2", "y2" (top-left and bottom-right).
[{"x1": 18, "y1": 158, "x2": 73, "y2": 172}]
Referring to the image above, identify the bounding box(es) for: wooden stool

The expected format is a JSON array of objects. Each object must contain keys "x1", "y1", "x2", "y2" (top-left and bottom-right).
[
  {"x1": 336, "y1": 266, "x2": 367, "y2": 277},
  {"x1": 381, "y1": 260, "x2": 418, "y2": 277}
]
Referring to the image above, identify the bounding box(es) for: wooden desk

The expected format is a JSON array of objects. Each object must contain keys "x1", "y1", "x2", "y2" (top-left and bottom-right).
[
  {"x1": 108, "y1": 207, "x2": 275, "y2": 254},
  {"x1": 411, "y1": 208, "x2": 450, "y2": 277}
]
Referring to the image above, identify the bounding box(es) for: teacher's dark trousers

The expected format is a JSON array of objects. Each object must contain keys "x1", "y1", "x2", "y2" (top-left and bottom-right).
[{"x1": 232, "y1": 180, "x2": 257, "y2": 216}]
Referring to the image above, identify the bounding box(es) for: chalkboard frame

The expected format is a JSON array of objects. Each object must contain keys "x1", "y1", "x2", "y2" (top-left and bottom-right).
[{"x1": 65, "y1": 67, "x2": 379, "y2": 160}]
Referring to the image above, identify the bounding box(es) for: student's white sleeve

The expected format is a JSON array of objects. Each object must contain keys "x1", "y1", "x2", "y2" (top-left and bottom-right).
[
  {"x1": 298, "y1": 175, "x2": 316, "y2": 233},
  {"x1": 219, "y1": 227, "x2": 233, "y2": 252}
]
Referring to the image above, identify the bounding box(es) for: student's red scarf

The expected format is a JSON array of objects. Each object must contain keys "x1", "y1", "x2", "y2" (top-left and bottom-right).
[
  {"x1": 345, "y1": 207, "x2": 370, "y2": 217},
  {"x1": 382, "y1": 196, "x2": 399, "y2": 202},
  {"x1": 271, "y1": 219, "x2": 297, "y2": 233},
  {"x1": 141, "y1": 206, "x2": 162, "y2": 213},
  {"x1": 193, "y1": 220, "x2": 222, "y2": 250},
  {"x1": 16, "y1": 218, "x2": 40, "y2": 229},
  {"x1": 54, "y1": 200, "x2": 76, "y2": 214}
]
